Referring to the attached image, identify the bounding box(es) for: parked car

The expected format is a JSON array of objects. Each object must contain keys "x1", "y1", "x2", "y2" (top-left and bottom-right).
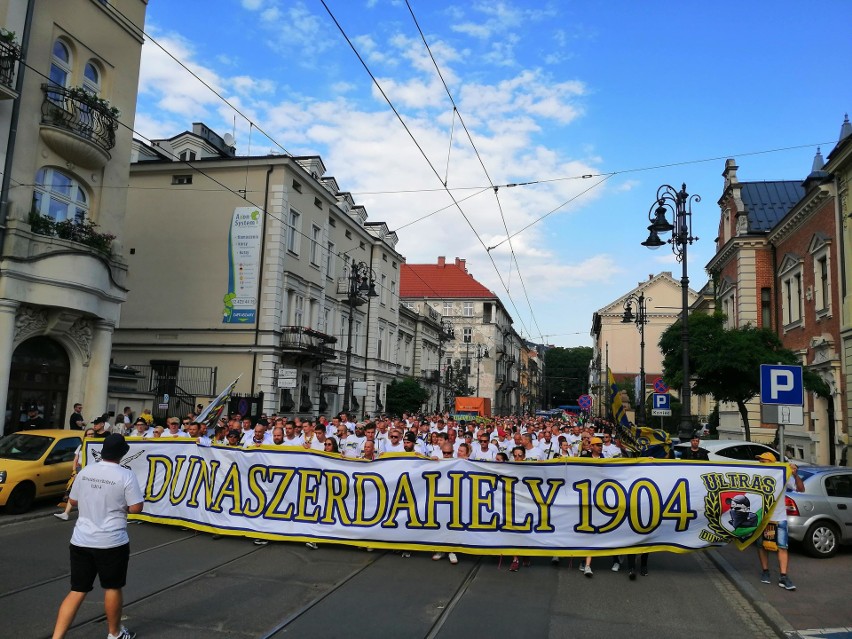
[
  {"x1": 786, "y1": 466, "x2": 852, "y2": 558},
  {"x1": 0, "y1": 429, "x2": 82, "y2": 514},
  {"x1": 672, "y1": 439, "x2": 809, "y2": 464}
]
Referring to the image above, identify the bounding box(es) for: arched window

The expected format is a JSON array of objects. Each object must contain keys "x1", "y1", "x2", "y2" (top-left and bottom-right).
[
  {"x1": 32, "y1": 167, "x2": 89, "y2": 222},
  {"x1": 83, "y1": 61, "x2": 100, "y2": 95},
  {"x1": 49, "y1": 40, "x2": 71, "y2": 88}
]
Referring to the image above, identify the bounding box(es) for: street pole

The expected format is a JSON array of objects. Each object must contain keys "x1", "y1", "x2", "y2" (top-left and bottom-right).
[
  {"x1": 343, "y1": 308, "x2": 354, "y2": 413},
  {"x1": 642, "y1": 183, "x2": 700, "y2": 441},
  {"x1": 622, "y1": 292, "x2": 648, "y2": 426},
  {"x1": 341, "y1": 261, "x2": 377, "y2": 416}
]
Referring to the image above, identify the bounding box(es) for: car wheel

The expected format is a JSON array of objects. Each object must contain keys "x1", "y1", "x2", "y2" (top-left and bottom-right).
[
  {"x1": 5, "y1": 482, "x2": 36, "y2": 514},
  {"x1": 802, "y1": 520, "x2": 840, "y2": 559}
]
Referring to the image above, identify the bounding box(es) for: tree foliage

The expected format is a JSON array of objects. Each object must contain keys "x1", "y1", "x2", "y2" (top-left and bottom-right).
[
  {"x1": 659, "y1": 312, "x2": 829, "y2": 439},
  {"x1": 544, "y1": 346, "x2": 593, "y2": 408},
  {"x1": 445, "y1": 360, "x2": 474, "y2": 398},
  {"x1": 385, "y1": 378, "x2": 430, "y2": 417}
]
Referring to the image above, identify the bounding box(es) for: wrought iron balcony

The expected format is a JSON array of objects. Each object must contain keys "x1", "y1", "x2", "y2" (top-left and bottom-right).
[
  {"x1": 0, "y1": 38, "x2": 20, "y2": 97},
  {"x1": 108, "y1": 364, "x2": 217, "y2": 397},
  {"x1": 40, "y1": 84, "x2": 117, "y2": 168},
  {"x1": 281, "y1": 326, "x2": 337, "y2": 360}
]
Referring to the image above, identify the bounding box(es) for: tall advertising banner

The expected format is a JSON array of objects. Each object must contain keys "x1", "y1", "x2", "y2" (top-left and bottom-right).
[
  {"x1": 223, "y1": 207, "x2": 262, "y2": 324},
  {"x1": 84, "y1": 440, "x2": 789, "y2": 557}
]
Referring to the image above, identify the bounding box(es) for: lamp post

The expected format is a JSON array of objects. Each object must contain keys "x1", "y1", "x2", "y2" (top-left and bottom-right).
[
  {"x1": 622, "y1": 292, "x2": 649, "y2": 426},
  {"x1": 474, "y1": 344, "x2": 489, "y2": 396},
  {"x1": 641, "y1": 183, "x2": 700, "y2": 441},
  {"x1": 342, "y1": 261, "x2": 377, "y2": 414},
  {"x1": 437, "y1": 320, "x2": 455, "y2": 412}
]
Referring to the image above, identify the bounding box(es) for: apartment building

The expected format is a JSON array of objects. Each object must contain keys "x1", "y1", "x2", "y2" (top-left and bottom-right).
[
  {"x1": 0, "y1": 0, "x2": 146, "y2": 433},
  {"x1": 112, "y1": 123, "x2": 403, "y2": 420},
  {"x1": 401, "y1": 257, "x2": 524, "y2": 415}
]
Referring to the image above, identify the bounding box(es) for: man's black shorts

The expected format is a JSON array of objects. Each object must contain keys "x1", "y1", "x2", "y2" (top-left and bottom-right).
[{"x1": 69, "y1": 543, "x2": 130, "y2": 592}]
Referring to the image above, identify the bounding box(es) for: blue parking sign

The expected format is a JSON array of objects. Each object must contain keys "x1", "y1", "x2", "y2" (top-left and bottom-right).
[{"x1": 760, "y1": 365, "x2": 803, "y2": 405}]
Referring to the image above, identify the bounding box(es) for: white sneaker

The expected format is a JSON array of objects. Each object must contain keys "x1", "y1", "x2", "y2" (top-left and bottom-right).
[
  {"x1": 402, "y1": 551, "x2": 411, "y2": 558},
  {"x1": 584, "y1": 565, "x2": 593, "y2": 577},
  {"x1": 54, "y1": 512, "x2": 69, "y2": 521},
  {"x1": 432, "y1": 552, "x2": 445, "y2": 561},
  {"x1": 305, "y1": 542, "x2": 318, "y2": 550},
  {"x1": 611, "y1": 561, "x2": 621, "y2": 572},
  {"x1": 107, "y1": 626, "x2": 136, "y2": 639},
  {"x1": 448, "y1": 552, "x2": 459, "y2": 565}
]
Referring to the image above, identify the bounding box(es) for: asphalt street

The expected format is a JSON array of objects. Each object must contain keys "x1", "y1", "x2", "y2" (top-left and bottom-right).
[{"x1": 5, "y1": 509, "x2": 847, "y2": 639}]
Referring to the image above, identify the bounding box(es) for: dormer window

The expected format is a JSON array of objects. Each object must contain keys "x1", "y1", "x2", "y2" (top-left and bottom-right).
[{"x1": 179, "y1": 150, "x2": 196, "y2": 162}]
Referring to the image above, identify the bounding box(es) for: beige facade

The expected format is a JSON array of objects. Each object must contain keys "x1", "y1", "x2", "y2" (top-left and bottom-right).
[
  {"x1": 826, "y1": 117, "x2": 852, "y2": 465},
  {"x1": 113, "y1": 124, "x2": 403, "y2": 420},
  {"x1": 0, "y1": 0, "x2": 146, "y2": 433},
  {"x1": 590, "y1": 273, "x2": 700, "y2": 422}
]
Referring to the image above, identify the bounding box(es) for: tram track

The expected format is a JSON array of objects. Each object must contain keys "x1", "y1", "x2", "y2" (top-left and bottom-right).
[
  {"x1": 261, "y1": 553, "x2": 484, "y2": 639},
  {"x1": 0, "y1": 529, "x2": 200, "y2": 600}
]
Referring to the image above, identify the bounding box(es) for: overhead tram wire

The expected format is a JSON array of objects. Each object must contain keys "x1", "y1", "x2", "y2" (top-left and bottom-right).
[
  {"x1": 405, "y1": 0, "x2": 544, "y2": 341},
  {"x1": 16, "y1": 63, "x2": 441, "y2": 306},
  {"x1": 107, "y1": 7, "x2": 465, "y2": 305},
  {"x1": 105, "y1": 1, "x2": 293, "y2": 158},
  {"x1": 319, "y1": 0, "x2": 534, "y2": 340}
]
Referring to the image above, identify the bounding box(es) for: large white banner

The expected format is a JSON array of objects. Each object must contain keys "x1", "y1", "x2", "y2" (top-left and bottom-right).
[{"x1": 85, "y1": 440, "x2": 789, "y2": 556}]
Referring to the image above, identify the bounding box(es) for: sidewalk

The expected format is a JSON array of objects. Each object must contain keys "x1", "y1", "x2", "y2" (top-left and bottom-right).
[{"x1": 707, "y1": 543, "x2": 852, "y2": 639}]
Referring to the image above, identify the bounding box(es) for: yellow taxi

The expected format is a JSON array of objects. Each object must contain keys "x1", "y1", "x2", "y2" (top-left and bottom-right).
[{"x1": 0, "y1": 429, "x2": 83, "y2": 513}]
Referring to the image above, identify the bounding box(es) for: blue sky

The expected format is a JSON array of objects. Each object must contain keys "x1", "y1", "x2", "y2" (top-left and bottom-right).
[{"x1": 134, "y1": 0, "x2": 852, "y2": 348}]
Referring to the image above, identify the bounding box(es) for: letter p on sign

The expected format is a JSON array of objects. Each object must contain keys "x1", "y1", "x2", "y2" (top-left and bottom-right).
[
  {"x1": 769, "y1": 370, "x2": 793, "y2": 399},
  {"x1": 760, "y1": 364, "x2": 803, "y2": 406}
]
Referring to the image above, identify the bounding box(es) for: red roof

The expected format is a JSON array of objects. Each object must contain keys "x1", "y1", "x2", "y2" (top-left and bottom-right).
[{"x1": 401, "y1": 257, "x2": 496, "y2": 299}]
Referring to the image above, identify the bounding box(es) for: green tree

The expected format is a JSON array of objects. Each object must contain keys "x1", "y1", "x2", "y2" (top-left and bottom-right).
[
  {"x1": 385, "y1": 378, "x2": 430, "y2": 417},
  {"x1": 446, "y1": 360, "x2": 474, "y2": 398},
  {"x1": 544, "y1": 346, "x2": 593, "y2": 407},
  {"x1": 659, "y1": 312, "x2": 829, "y2": 439}
]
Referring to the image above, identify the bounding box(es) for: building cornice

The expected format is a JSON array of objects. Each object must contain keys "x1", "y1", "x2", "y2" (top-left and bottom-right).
[{"x1": 705, "y1": 235, "x2": 768, "y2": 273}]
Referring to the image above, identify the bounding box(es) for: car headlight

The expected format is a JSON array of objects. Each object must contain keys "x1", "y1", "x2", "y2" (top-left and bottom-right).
[{"x1": 0, "y1": 470, "x2": 6, "y2": 484}]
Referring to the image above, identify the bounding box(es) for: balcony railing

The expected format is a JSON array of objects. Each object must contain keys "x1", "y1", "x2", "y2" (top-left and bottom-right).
[
  {"x1": 0, "y1": 38, "x2": 20, "y2": 91},
  {"x1": 281, "y1": 326, "x2": 337, "y2": 359},
  {"x1": 41, "y1": 84, "x2": 117, "y2": 153},
  {"x1": 109, "y1": 364, "x2": 217, "y2": 396}
]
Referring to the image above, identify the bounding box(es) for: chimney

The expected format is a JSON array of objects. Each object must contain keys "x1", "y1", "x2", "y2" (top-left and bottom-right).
[
  {"x1": 723, "y1": 158, "x2": 739, "y2": 189},
  {"x1": 437, "y1": 256, "x2": 445, "y2": 267},
  {"x1": 455, "y1": 257, "x2": 466, "y2": 271}
]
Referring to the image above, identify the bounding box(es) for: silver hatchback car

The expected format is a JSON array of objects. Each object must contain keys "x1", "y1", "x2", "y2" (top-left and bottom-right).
[{"x1": 786, "y1": 466, "x2": 852, "y2": 558}]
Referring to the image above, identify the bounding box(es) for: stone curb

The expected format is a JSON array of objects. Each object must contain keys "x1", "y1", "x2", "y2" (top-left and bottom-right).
[{"x1": 706, "y1": 548, "x2": 800, "y2": 638}]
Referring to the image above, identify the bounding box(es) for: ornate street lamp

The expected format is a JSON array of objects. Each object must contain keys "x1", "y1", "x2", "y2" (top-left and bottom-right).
[
  {"x1": 622, "y1": 292, "x2": 649, "y2": 426},
  {"x1": 474, "y1": 344, "x2": 489, "y2": 396},
  {"x1": 342, "y1": 261, "x2": 378, "y2": 414},
  {"x1": 641, "y1": 183, "x2": 700, "y2": 441},
  {"x1": 437, "y1": 320, "x2": 455, "y2": 412}
]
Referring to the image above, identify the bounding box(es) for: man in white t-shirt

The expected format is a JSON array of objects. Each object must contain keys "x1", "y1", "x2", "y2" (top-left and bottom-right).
[
  {"x1": 522, "y1": 434, "x2": 543, "y2": 461},
  {"x1": 469, "y1": 433, "x2": 497, "y2": 461},
  {"x1": 52, "y1": 434, "x2": 143, "y2": 639},
  {"x1": 161, "y1": 418, "x2": 189, "y2": 439},
  {"x1": 383, "y1": 428, "x2": 406, "y2": 454},
  {"x1": 536, "y1": 431, "x2": 558, "y2": 460},
  {"x1": 601, "y1": 433, "x2": 621, "y2": 458}
]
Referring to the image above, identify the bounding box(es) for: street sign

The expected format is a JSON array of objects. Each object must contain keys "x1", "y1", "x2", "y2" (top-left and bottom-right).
[
  {"x1": 651, "y1": 393, "x2": 671, "y2": 416},
  {"x1": 653, "y1": 377, "x2": 669, "y2": 394},
  {"x1": 760, "y1": 365, "x2": 803, "y2": 405},
  {"x1": 277, "y1": 367, "x2": 298, "y2": 389},
  {"x1": 761, "y1": 404, "x2": 804, "y2": 425},
  {"x1": 578, "y1": 394, "x2": 593, "y2": 410}
]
